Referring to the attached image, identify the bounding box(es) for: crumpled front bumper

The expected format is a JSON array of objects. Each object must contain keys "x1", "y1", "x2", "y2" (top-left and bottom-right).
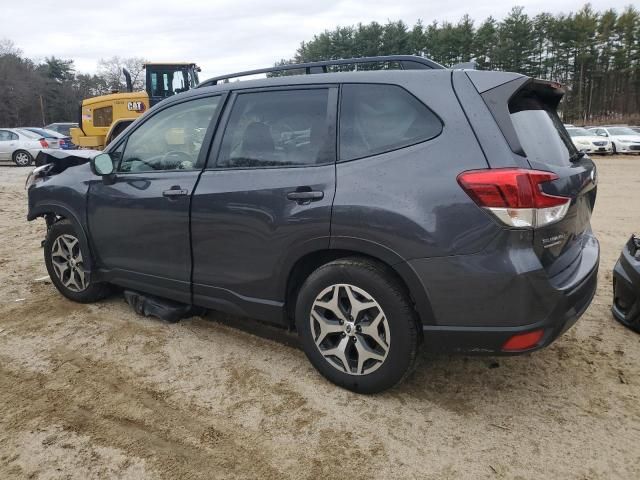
[{"x1": 612, "y1": 235, "x2": 640, "y2": 333}]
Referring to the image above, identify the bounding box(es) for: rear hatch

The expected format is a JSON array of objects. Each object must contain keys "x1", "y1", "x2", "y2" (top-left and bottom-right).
[{"x1": 508, "y1": 81, "x2": 597, "y2": 277}]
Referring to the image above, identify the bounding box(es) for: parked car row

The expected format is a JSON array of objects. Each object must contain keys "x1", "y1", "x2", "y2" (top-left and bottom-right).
[
  {"x1": 0, "y1": 123, "x2": 78, "y2": 166},
  {"x1": 566, "y1": 127, "x2": 613, "y2": 154},
  {"x1": 587, "y1": 126, "x2": 640, "y2": 154},
  {"x1": 564, "y1": 124, "x2": 640, "y2": 155}
]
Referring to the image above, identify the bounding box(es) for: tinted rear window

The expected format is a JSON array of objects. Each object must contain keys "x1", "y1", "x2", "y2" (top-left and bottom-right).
[
  {"x1": 339, "y1": 84, "x2": 442, "y2": 161},
  {"x1": 510, "y1": 95, "x2": 576, "y2": 167}
]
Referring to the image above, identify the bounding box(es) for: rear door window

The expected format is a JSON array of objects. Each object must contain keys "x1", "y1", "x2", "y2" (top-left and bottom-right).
[
  {"x1": 510, "y1": 95, "x2": 577, "y2": 167},
  {"x1": 339, "y1": 84, "x2": 442, "y2": 161},
  {"x1": 215, "y1": 88, "x2": 335, "y2": 168}
]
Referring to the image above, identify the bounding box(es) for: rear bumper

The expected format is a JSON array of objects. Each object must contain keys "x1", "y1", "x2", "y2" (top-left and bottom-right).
[
  {"x1": 409, "y1": 232, "x2": 600, "y2": 354},
  {"x1": 612, "y1": 236, "x2": 640, "y2": 332}
]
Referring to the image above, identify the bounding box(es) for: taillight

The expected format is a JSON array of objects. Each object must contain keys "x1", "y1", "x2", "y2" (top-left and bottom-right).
[
  {"x1": 457, "y1": 168, "x2": 571, "y2": 228},
  {"x1": 39, "y1": 138, "x2": 49, "y2": 148}
]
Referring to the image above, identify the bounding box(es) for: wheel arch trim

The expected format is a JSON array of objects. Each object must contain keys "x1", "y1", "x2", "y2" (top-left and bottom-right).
[
  {"x1": 282, "y1": 236, "x2": 437, "y2": 327},
  {"x1": 28, "y1": 202, "x2": 95, "y2": 273}
]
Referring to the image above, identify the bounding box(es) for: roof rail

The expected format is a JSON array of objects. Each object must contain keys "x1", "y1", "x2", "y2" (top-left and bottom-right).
[
  {"x1": 198, "y1": 55, "x2": 446, "y2": 87},
  {"x1": 451, "y1": 61, "x2": 478, "y2": 70}
]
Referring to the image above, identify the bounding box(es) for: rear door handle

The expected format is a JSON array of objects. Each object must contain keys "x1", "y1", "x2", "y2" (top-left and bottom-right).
[
  {"x1": 163, "y1": 187, "x2": 188, "y2": 197},
  {"x1": 286, "y1": 190, "x2": 324, "y2": 202}
]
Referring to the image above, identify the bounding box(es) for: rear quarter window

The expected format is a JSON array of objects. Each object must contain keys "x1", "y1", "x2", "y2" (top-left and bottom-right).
[{"x1": 339, "y1": 84, "x2": 442, "y2": 161}]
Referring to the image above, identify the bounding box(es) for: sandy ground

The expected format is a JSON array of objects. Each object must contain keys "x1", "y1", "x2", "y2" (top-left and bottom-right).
[{"x1": 0, "y1": 156, "x2": 639, "y2": 480}]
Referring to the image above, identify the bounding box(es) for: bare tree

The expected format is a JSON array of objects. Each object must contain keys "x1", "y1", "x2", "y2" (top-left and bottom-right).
[
  {"x1": 0, "y1": 38, "x2": 22, "y2": 56},
  {"x1": 97, "y1": 56, "x2": 147, "y2": 92}
]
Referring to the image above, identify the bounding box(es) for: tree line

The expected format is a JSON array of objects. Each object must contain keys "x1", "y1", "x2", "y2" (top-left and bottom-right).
[
  {"x1": 2, "y1": 4, "x2": 638, "y2": 127},
  {"x1": 0, "y1": 39, "x2": 145, "y2": 128},
  {"x1": 281, "y1": 4, "x2": 640, "y2": 124}
]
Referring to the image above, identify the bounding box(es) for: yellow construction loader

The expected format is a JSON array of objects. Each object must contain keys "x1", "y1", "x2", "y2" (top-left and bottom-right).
[{"x1": 71, "y1": 62, "x2": 200, "y2": 149}]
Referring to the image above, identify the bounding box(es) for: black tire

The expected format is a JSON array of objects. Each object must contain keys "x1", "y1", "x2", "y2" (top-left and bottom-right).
[
  {"x1": 44, "y1": 220, "x2": 111, "y2": 303},
  {"x1": 612, "y1": 142, "x2": 617, "y2": 154},
  {"x1": 295, "y1": 257, "x2": 419, "y2": 394},
  {"x1": 12, "y1": 150, "x2": 33, "y2": 167}
]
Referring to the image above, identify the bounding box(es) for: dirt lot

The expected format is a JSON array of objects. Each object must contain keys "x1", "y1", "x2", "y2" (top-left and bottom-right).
[{"x1": 0, "y1": 156, "x2": 639, "y2": 480}]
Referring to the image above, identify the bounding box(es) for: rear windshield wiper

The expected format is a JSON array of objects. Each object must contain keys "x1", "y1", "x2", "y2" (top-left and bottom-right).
[{"x1": 570, "y1": 151, "x2": 586, "y2": 163}]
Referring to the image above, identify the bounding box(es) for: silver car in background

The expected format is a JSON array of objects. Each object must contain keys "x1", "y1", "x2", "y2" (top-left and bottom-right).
[
  {"x1": 21, "y1": 128, "x2": 61, "y2": 149},
  {"x1": 588, "y1": 126, "x2": 640, "y2": 154},
  {"x1": 0, "y1": 128, "x2": 59, "y2": 166},
  {"x1": 566, "y1": 127, "x2": 613, "y2": 154},
  {"x1": 22, "y1": 127, "x2": 76, "y2": 150}
]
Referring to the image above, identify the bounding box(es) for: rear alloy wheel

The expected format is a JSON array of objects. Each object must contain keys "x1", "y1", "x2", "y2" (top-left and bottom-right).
[
  {"x1": 310, "y1": 284, "x2": 390, "y2": 375},
  {"x1": 296, "y1": 258, "x2": 419, "y2": 393},
  {"x1": 13, "y1": 150, "x2": 33, "y2": 167}
]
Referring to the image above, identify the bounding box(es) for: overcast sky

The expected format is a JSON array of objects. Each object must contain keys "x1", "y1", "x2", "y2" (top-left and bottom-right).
[{"x1": 2, "y1": 0, "x2": 633, "y2": 80}]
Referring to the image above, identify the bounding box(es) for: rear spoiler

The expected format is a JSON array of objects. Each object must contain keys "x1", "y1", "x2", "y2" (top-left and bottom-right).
[{"x1": 466, "y1": 71, "x2": 566, "y2": 157}]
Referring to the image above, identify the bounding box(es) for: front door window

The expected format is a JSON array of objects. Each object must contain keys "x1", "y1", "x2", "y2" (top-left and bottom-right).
[{"x1": 118, "y1": 96, "x2": 220, "y2": 173}]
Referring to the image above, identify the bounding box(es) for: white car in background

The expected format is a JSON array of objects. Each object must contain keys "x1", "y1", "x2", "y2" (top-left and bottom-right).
[
  {"x1": 588, "y1": 126, "x2": 640, "y2": 154},
  {"x1": 0, "y1": 128, "x2": 59, "y2": 166},
  {"x1": 566, "y1": 127, "x2": 613, "y2": 154}
]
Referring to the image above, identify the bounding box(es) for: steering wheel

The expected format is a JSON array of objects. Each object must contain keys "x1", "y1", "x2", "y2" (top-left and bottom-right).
[
  {"x1": 160, "y1": 151, "x2": 194, "y2": 169},
  {"x1": 123, "y1": 157, "x2": 158, "y2": 172}
]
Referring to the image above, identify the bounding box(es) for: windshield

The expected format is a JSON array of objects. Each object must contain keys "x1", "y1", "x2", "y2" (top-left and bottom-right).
[
  {"x1": 46, "y1": 124, "x2": 75, "y2": 135},
  {"x1": 608, "y1": 127, "x2": 637, "y2": 136},
  {"x1": 567, "y1": 128, "x2": 592, "y2": 137},
  {"x1": 150, "y1": 68, "x2": 191, "y2": 97}
]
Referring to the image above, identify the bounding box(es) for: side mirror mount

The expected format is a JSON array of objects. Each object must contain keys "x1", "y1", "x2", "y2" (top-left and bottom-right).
[{"x1": 90, "y1": 153, "x2": 116, "y2": 184}]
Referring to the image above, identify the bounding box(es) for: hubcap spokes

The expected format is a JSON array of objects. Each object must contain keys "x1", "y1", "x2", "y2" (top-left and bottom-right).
[
  {"x1": 310, "y1": 284, "x2": 390, "y2": 376},
  {"x1": 51, "y1": 234, "x2": 87, "y2": 292}
]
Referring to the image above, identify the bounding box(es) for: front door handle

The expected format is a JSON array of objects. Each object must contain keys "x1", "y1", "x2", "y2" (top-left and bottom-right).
[
  {"x1": 163, "y1": 186, "x2": 188, "y2": 198},
  {"x1": 286, "y1": 190, "x2": 324, "y2": 202}
]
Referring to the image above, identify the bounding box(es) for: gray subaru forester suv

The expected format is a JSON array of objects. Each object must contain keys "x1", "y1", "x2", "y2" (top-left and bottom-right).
[{"x1": 27, "y1": 56, "x2": 599, "y2": 393}]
